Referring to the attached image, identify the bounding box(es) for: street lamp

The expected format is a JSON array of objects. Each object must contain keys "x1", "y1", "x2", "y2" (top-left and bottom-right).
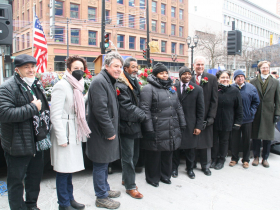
[{"x1": 187, "y1": 35, "x2": 199, "y2": 71}]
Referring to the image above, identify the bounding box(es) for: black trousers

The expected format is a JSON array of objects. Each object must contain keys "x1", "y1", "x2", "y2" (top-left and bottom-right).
[
  {"x1": 212, "y1": 129, "x2": 230, "y2": 163},
  {"x1": 231, "y1": 123, "x2": 252, "y2": 163},
  {"x1": 172, "y1": 149, "x2": 195, "y2": 171},
  {"x1": 252, "y1": 139, "x2": 272, "y2": 160},
  {"x1": 195, "y1": 148, "x2": 211, "y2": 169},
  {"x1": 145, "y1": 150, "x2": 172, "y2": 183},
  {"x1": 4, "y1": 151, "x2": 44, "y2": 210}
]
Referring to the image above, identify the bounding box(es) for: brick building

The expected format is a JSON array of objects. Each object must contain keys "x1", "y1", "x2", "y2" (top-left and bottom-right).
[{"x1": 12, "y1": 0, "x2": 189, "y2": 74}]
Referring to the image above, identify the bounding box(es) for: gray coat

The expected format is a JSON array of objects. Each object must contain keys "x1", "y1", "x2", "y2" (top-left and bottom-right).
[
  {"x1": 86, "y1": 70, "x2": 120, "y2": 163},
  {"x1": 250, "y1": 76, "x2": 280, "y2": 140}
]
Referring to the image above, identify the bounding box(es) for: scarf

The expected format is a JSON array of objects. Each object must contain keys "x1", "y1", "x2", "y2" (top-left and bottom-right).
[
  {"x1": 218, "y1": 83, "x2": 230, "y2": 92},
  {"x1": 65, "y1": 71, "x2": 91, "y2": 141},
  {"x1": 158, "y1": 78, "x2": 172, "y2": 88},
  {"x1": 258, "y1": 74, "x2": 270, "y2": 95},
  {"x1": 120, "y1": 71, "x2": 134, "y2": 90}
]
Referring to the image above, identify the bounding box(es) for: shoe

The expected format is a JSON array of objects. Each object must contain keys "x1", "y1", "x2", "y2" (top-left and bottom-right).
[
  {"x1": 108, "y1": 166, "x2": 113, "y2": 174},
  {"x1": 252, "y1": 157, "x2": 259, "y2": 166},
  {"x1": 242, "y1": 162, "x2": 249, "y2": 169},
  {"x1": 214, "y1": 162, "x2": 224, "y2": 170},
  {"x1": 187, "y1": 170, "x2": 195, "y2": 179},
  {"x1": 262, "y1": 159, "x2": 269, "y2": 168},
  {"x1": 146, "y1": 180, "x2": 159, "y2": 187},
  {"x1": 126, "y1": 189, "x2": 143, "y2": 199},
  {"x1": 135, "y1": 167, "x2": 143, "y2": 173},
  {"x1": 160, "y1": 178, "x2": 171, "y2": 184},
  {"x1": 27, "y1": 207, "x2": 40, "y2": 210},
  {"x1": 229, "y1": 161, "x2": 237, "y2": 167},
  {"x1": 210, "y1": 160, "x2": 216, "y2": 168},
  {"x1": 171, "y1": 169, "x2": 178, "y2": 178},
  {"x1": 59, "y1": 205, "x2": 76, "y2": 210},
  {"x1": 95, "y1": 197, "x2": 120, "y2": 209},
  {"x1": 108, "y1": 190, "x2": 121, "y2": 198},
  {"x1": 202, "y1": 168, "x2": 211, "y2": 176},
  {"x1": 122, "y1": 181, "x2": 138, "y2": 190},
  {"x1": 70, "y1": 200, "x2": 85, "y2": 210}
]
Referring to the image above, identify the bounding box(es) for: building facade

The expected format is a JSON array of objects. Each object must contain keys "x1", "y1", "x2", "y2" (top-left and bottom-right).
[
  {"x1": 277, "y1": 0, "x2": 280, "y2": 16},
  {"x1": 12, "y1": 0, "x2": 189, "y2": 75}
]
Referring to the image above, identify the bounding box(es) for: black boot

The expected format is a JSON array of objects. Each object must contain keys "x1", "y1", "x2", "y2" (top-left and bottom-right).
[
  {"x1": 70, "y1": 200, "x2": 85, "y2": 210},
  {"x1": 187, "y1": 169, "x2": 195, "y2": 179},
  {"x1": 58, "y1": 205, "x2": 76, "y2": 210}
]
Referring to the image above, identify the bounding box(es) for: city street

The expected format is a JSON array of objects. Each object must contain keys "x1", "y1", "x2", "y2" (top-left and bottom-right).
[{"x1": 1, "y1": 152, "x2": 280, "y2": 210}]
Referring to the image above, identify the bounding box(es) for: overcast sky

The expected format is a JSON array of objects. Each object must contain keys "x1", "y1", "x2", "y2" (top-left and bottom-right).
[{"x1": 249, "y1": 0, "x2": 277, "y2": 14}]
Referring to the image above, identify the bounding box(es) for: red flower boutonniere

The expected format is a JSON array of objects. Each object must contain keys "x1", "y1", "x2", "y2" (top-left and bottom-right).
[
  {"x1": 187, "y1": 85, "x2": 195, "y2": 92},
  {"x1": 116, "y1": 87, "x2": 120, "y2": 96},
  {"x1": 139, "y1": 81, "x2": 142, "y2": 86},
  {"x1": 201, "y1": 77, "x2": 208, "y2": 84}
]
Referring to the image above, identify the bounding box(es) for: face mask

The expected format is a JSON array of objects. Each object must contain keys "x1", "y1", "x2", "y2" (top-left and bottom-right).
[
  {"x1": 261, "y1": 74, "x2": 269, "y2": 79},
  {"x1": 17, "y1": 68, "x2": 36, "y2": 86},
  {"x1": 72, "y1": 70, "x2": 84, "y2": 81}
]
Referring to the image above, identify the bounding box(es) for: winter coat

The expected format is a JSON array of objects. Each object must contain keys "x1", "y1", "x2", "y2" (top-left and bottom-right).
[
  {"x1": 233, "y1": 83, "x2": 260, "y2": 124},
  {"x1": 214, "y1": 85, "x2": 243, "y2": 131},
  {"x1": 175, "y1": 81, "x2": 205, "y2": 149},
  {"x1": 116, "y1": 71, "x2": 146, "y2": 139},
  {"x1": 250, "y1": 76, "x2": 280, "y2": 140},
  {"x1": 86, "y1": 70, "x2": 120, "y2": 163},
  {"x1": 191, "y1": 72, "x2": 218, "y2": 149},
  {"x1": 140, "y1": 75, "x2": 186, "y2": 151},
  {"x1": 0, "y1": 76, "x2": 44, "y2": 156},
  {"x1": 50, "y1": 76, "x2": 85, "y2": 173}
]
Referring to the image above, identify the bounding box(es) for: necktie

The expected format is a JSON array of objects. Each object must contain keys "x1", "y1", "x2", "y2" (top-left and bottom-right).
[
  {"x1": 196, "y1": 75, "x2": 200, "y2": 85},
  {"x1": 183, "y1": 83, "x2": 186, "y2": 92}
]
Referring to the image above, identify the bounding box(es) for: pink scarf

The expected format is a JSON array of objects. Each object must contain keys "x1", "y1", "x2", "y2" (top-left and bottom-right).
[{"x1": 65, "y1": 71, "x2": 91, "y2": 141}]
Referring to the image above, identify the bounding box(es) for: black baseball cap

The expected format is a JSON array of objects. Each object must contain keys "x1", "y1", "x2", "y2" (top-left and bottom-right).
[{"x1": 14, "y1": 54, "x2": 37, "y2": 67}]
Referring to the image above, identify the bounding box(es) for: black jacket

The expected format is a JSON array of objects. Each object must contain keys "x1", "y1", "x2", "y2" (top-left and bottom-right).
[
  {"x1": 116, "y1": 71, "x2": 146, "y2": 139},
  {"x1": 0, "y1": 76, "x2": 41, "y2": 156},
  {"x1": 214, "y1": 85, "x2": 243, "y2": 131},
  {"x1": 140, "y1": 75, "x2": 186, "y2": 151}
]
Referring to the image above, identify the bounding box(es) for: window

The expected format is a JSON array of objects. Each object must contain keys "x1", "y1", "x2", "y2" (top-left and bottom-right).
[
  {"x1": 54, "y1": 27, "x2": 64, "y2": 43},
  {"x1": 129, "y1": 36, "x2": 135, "y2": 49},
  {"x1": 55, "y1": 1, "x2": 63, "y2": 16},
  {"x1": 179, "y1": 26, "x2": 183, "y2": 37},
  {"x1": 39, "y1": 2, "x2": 42, "y2": 18},
  {"x1": 70, "y1": 4, "x2": 79, "y2": 19},
  {"x1": 140, "y1": 0, "x2": 145, "y2": 9},
  {"x1": 129, "y1": 15, "x2": 135, "y2": 28},
  {"x1": 88, "y1": 31, "x2": 97, "y2": 46},
  {"x1": 71, "y1": 29, "x2": 80, "y2": 44},
  {"x1": 179, "y1": 44, "x2": 184, "y2": 55},
  {"x1": 117, "y1": 35, "x2": 124, "y2": 48},
  {"x1": 22, "y1": 34, "x2": 25, "y2": 49},
  {"x1": 117, "y1": 0, "x2": 123, "y2": 4},
  {"x1": 17, "y1": 37, "x2": 19, "y2": 52},
  {"x1": 140, "y1": 18, "x2": 145, "y2": 30},
  {"x1": 171, "y1": 7, "x2": 175, "y2": 18},
  {"x1": 117, "y1": 13, "x2": 124, "y2": 26},
  {"x1": 161, "y1": 22, "x2": 166, "y2": 34},
  {"x1": 129, "y1": 0, "x2": 135, "y2": 7},
  {"x1": 88, "y1": 7, "x2": 96, "y2": 21},
  {"x1": 179, "y1": 0, "x2": 183, "y2": 2},
  {"x1": 171, "y1": 42, "x2": 176, "y2": 54},
  {"x1": 152, "y1": 1, "x2": 157, "y2": 13},
  {"x1": 161, "y1": 4, "x2": 166, "y2": 15},
  {"x1": 27, "y1": 10, "x2": 30, "y2": 23},
  {"x1": 105, "y1": 10, "x2": 110, "y2": 21},
  {"x1": 22, "y1": 13, "x2": 24, "y2": 26},
  {"x1": 171, "y1": 24, "x2": 175, "y2": 35},
  {"x1": 152, "y1": 20, "x2": 157, "y2": 32},
  {"x1": 179, "y1": 9, "x2": 183, "y2": 19},
  {"x1": 161, "y1": 41, "x2": 166, "y2": 53},
  {"x1": 140, "y1": 38, "x2": 146, "y2": 50},
  {"x1": 27, "y1": 32, "x2": 30, "y2": 48}
]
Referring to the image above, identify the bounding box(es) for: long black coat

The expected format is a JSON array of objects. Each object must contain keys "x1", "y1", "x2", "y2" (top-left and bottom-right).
[
  {"x1": 214, "y1": 85, "x2": 243, "y2": 131},
  {"x1": 140, "y1": 75, "x2": 186, "y2": 151},
  {"x1": 86, "y1": 70, "x2": 120, "y2": 163},
  {"x1": 176, "y1": 81, "x2": 205, "y2": 149},
  {"x1": 191, "y1": 72, "x2": 218, "y2": 149}
]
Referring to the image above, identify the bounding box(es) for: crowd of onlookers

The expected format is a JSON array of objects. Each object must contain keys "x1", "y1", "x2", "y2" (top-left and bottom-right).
[{"x1": 0, "y1": 52, "x2": 279, "y2": 210}]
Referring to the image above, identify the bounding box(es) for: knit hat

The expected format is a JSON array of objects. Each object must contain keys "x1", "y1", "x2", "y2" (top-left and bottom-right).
[
  {"x1": 179, "y1": 66, "x2": 191, "y2": 78},
  {"x1": 14, "y1": 54, "x2": 37, "y2": 67},
  {"x1": 152, "y1": 63, "x2": 168, "y2": 76},
  {"x1": 234, "y1": 70, "x2": 245, "y2": 80}
]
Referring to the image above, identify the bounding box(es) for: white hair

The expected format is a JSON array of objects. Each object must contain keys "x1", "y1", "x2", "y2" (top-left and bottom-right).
[
  {"x1": 193, "y1": 56, "x2": 206, "y2": 64},
  {"x1": 101, "y1": 51, "x2": 124, "y2": 71}
]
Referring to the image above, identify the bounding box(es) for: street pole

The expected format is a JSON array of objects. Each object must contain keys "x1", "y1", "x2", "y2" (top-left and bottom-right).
[
  {"x1": 67, "y1": 18, "x2": 69, "y2": 58},
  {"x1": 146, "y1": 0, "x2": 150, "y2": 67},
  {"x1": 191, "y1": 47, "x2": 194, "y2": 71},
  {"x1": 0, "y1": 47, "x2": 3, "y2": 85},
  {"x1": 101, "y1": 0, "x2": 106, "y2": 54}
]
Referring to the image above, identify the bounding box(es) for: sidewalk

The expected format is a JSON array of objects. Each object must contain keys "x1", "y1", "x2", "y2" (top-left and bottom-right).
[{"x1": 0, "y1": 154, "x2": 280, "y2": 210}]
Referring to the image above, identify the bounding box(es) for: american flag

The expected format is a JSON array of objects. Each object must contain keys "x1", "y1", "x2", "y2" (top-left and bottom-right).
[{"x1": 33, "y1": 13, "x2": 47, "y2": 73}]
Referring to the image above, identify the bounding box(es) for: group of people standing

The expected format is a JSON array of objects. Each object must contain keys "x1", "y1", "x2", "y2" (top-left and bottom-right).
[{"x1": 0, "y1": 52, "x2": 279, "y2": 210}]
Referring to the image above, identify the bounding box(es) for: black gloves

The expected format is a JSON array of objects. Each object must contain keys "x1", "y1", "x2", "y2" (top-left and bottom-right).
[
  {"x1": 232, "y1": 125, "x2": 241, "y2": 130},
  {"x1": 206, "y1": 118, "x2": 214, "y2": 126},
  {"x1": 143, "y1": 132, "x2": 156, "y2": 139},
  {"x1": 202, "y1": 121, "x2": 207, "y2": 130},
  {"x1": 274, "y1": 115, "x2": 280, "y2": 123}
]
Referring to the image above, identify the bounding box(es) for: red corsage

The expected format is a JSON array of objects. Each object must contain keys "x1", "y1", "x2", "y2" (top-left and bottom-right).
[
  {"x1": 201, "y1": 77, "x2": 208, "y2": 84},
  {"x1": 187, "y1": 85, "x2": 195, "y2": 92},
  {"x1": 116, "y1": 87, "x2": 120, "y2": 96}
]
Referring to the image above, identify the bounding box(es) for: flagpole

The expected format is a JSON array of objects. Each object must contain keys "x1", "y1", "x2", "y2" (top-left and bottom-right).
[{"x1": 32, "y1": 4, "x2": 35, "y2": 56}]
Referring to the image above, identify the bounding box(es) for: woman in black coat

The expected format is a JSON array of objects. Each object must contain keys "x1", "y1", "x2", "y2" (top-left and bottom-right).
[
  {"x1": 140, "y1": 63, "x2": 186, "y2": 187},
  {"x1": 211, "y1": 70, "x2": 243, "y2": 170}
]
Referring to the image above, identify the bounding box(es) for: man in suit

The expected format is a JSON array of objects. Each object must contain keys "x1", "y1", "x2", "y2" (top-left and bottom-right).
[
  {"x1": 172, "y1": 67, "x2": 205, "y2": 179},
  {"x1": 191, "y1": 56, "x2": 218, "y2": 176}
]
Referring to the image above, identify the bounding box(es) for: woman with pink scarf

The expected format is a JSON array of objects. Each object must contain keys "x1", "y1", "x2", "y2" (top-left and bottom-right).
[{"x1": 50, "y1": 55, "x2": 91, "y2": 210}]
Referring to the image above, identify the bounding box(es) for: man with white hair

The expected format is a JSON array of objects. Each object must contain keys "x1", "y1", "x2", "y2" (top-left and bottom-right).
[{"x1": 191, "y1": 56, "x2": 218, "y2": 176}]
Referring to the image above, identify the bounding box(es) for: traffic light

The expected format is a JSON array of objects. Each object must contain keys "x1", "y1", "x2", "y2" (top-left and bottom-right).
[
  {"x1": 227, "y1": 30, "x2": 242, "y2": 56},
  {"x1": 104, "y1": 33, "x2": 109, "y2": 49},
  {"x1": 143, "y1": 50, "x2": 147, "y2": 59},
  {"x1": 149, "y1": 58, "x2": 154, "y2": 67}
]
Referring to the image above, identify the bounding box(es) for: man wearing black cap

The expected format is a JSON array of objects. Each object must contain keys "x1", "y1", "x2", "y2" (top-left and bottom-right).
[
  {"x1": 172, "y1": 67, "x2": 204, "y2": 179},
  {"x1": 0, "y1": 54, "x2": 48, "y2": 210}
]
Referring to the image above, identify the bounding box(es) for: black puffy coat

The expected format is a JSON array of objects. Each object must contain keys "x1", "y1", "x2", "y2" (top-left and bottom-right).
[
  {"x1": 116, "y1": 71, "x2": 146, "y2": 139},
  {"x1": 140, "y1": 75, "x2": 186, "y2": 151},
  {"x1": 0, "y1": 76, "x2": 40, "y2": 156}
]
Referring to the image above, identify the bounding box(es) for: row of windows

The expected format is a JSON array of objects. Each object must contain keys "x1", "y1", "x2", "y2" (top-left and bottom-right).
[
  {"x1": 116, "y1": 0, "x2": 184, "y2": 7},
  {"x1": 15, "y1": 32, "x2": 30, "y2": 52}
]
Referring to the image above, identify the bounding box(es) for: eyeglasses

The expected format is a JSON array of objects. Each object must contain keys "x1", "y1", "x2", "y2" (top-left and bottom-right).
[{"x1": 260, "y1": 67, "x2": 269, "y2": 70}]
